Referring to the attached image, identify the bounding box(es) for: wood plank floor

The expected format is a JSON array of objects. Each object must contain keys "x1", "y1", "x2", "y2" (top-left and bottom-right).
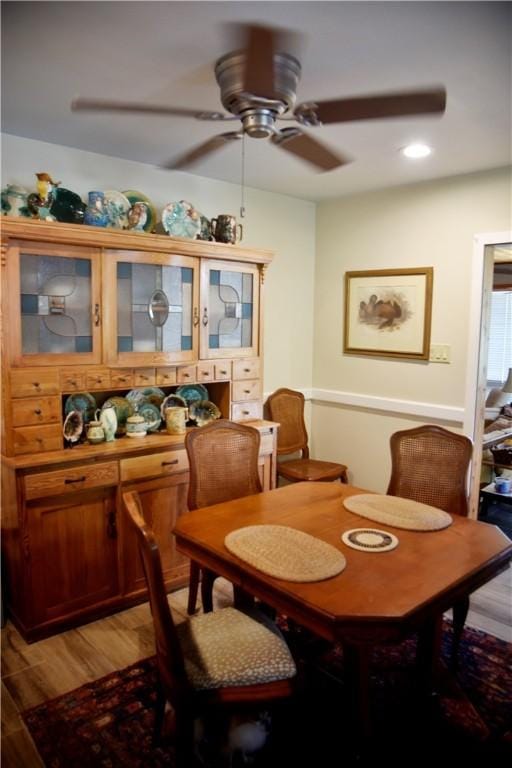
[{"x1": 2, "y1": 570, "x2": 511, "y2": 767}]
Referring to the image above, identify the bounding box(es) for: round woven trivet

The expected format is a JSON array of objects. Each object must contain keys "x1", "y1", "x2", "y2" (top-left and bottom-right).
[
  {"x1": 341, "y1": 528, "x2": 398, "y2": 553},
  {"x1": 343, "y1": 494, "x2": 452, "y2": 531},
  {"x1": 224, "y1": 525, "x2": 346, "y2": 582}
]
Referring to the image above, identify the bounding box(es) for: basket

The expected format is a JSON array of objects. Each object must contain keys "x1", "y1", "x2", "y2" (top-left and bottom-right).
[{"x1": 490, "y1": 443, "x2": 512, "y2": 467}]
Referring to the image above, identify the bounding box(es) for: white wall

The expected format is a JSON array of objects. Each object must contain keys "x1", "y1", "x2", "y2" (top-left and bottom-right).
[
  {"x1": 1, "y1": 133, "x2": 316, "y2": 394},
  {"x1": 312, "y1": 166, "x2": 512, "y2": 491}
]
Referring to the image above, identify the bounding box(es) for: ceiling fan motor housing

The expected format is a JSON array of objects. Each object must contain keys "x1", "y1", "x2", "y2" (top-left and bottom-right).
[{"x1": 215, "y1": 51, "x2": 301, "y2": 137}]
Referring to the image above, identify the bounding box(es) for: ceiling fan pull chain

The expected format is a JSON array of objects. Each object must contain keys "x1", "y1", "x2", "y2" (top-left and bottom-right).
[{"x1": 240, "y1": 133, "x2": 246, "y2": 219}]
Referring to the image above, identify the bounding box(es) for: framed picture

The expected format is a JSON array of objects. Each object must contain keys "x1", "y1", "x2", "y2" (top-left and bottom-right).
[{"x1": 344, "y1": 267, "x2": 433, "y2": 360}]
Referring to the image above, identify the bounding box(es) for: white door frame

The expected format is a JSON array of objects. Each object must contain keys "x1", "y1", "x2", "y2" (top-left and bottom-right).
[{"x1": 464, "y1": 230, "x2": 512, "y2": 518}]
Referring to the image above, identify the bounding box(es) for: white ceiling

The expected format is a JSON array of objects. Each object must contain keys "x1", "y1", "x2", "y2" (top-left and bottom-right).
[{"x1": 2, "y1": 1, "x2": 511, "y2": 201}]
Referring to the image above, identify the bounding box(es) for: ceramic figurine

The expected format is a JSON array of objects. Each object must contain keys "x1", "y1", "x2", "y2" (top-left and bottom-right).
[
  {"x1": 126, "y1": 201, "x2": 148, "y2": 231},
  {"x1": 27, "y1": 172, "x2": 60, "y2": 220},
  {"x1": 84, "y1": 191, "x2": 109, "y2": 227}
]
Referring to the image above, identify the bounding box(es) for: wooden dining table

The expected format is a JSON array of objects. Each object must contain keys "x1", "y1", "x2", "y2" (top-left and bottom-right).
[{"x1": 173, "y1": 481, "x2": 512, "y2": 743}]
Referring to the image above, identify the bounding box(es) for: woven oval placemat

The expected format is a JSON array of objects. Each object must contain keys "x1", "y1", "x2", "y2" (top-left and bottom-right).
[
  {"x1": 224, "y1": 525, "x2": 346, "y2": 582},
  {"x1": 343, "y1": 494, "x2": 452, "y2": 531}
]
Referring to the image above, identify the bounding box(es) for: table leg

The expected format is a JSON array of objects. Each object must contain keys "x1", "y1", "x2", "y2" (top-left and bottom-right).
[
  {"x1": 342, "y1": 641, "x2": 373, "y2": 745},
  {"x1": 416, "y1": 613, "x2": 443, "y2": 708}
]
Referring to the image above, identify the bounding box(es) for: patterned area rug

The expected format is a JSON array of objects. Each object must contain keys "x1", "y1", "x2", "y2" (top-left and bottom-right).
[{"x1": 22, "y1": 622, "x2": 512, "y2": 767}]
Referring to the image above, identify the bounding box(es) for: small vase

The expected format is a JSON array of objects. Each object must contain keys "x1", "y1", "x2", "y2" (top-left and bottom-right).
[{"x1": 84, "y1": 191, "x2": 109, "y2": 227}]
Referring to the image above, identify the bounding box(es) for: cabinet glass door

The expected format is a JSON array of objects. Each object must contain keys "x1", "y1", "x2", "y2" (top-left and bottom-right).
[
  {"x1": 103, "y1": 251, "x2": 199, "y2": 365},
  {"x1": 200, "y1": 260, "x2": 260, "y2": 359},
  {"x1": 7, "y1": 241, "x2": 102, "y2": 366}
]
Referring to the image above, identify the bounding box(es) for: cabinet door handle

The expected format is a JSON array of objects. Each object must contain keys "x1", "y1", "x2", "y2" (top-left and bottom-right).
[
  {"x1": 94, "y1": 303, "x2": 101, "y2": 326},
  {"x1": 162, "y1": 459, "x2": 179, "y2": 467},
  {"x1": 64, "y1": 476, "x2": 86, "y2": 484},
  {"x1": 202, "y1": 308, "x2": 208, "y2": 326},
  {"x1": 107, "y1": 511, "x2": 117, "y2": 539},
  {"x1": 193, "y1": 307, "x2": 200, "y2": 327}
]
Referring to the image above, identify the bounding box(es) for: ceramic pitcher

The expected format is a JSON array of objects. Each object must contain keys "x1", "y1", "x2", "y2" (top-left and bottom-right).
[
  {"x1": 100, "y1": 406, "x2": 117, "y2": 442},
  {"x1": 211, "y1": 215, "x2": 243, "y2": 244},
  {"x1": 86, "y1": 419, "x2": 105, "y2": 444},
  {"x1": 165, "y1": 406, "x2": 188, "y2": 435}
]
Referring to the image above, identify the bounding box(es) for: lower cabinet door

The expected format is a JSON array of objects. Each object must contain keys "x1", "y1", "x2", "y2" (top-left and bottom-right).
[
  {"x1": 27, "y1": 487, "x2": 120, "y2": 625},
  {"x1": 122, "y1": 472, "x2": 190, "y2": 597}
]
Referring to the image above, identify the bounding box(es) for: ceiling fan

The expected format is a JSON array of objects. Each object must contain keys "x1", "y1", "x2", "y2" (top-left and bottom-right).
[{"x1": 72, "y1": 24, "x2": 446, "y2": 172}]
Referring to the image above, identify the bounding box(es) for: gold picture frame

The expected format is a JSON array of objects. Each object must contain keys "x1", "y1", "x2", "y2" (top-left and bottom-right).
[{"x1": 344, "y1": 267, "x2": 433, "y2": 360}]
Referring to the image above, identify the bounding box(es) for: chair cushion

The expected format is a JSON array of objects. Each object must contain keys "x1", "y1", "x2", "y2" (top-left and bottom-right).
[
  {"x1": 278, "y1": 458, "x2": 347, "y2": 482},
  {"x1": 177, "y1": 607, "x2": 296, "y2": 690}
]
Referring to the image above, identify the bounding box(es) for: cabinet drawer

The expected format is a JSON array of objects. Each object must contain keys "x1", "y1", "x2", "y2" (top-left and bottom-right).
[
  {"x1": 177, "y1": 366, "x2": 196, "y2": 384},
  {"x1": 232, "y1": 359, "x2": 260, "y2": 380},
  {"x1": 134, "y1": 368, "x2": 156, "y2": 386},
  {"x1": 86, "y1": 370, "x2": 111, "y2": 390},
  {"x1": 10, "y1": 370, "x2": 59, "y2": 398},
  {"x1": 120, "y1": 449, "x2": 189, "y2": 483},
  {"x1": 156, "y1": 367, "x2": 177, "y2": 386},
  {"x1": 215, "y1": 361, "x2": 232, "y2": 381},
  {"x1": 111, "y1": 370, "x2": 134, "y2": 388},
  {"x1": 259, "y1": 432, "x2": 275, "y2": 456},
  {"x1": 24, "y1": 461, "x2": 119, "y2": 500},
  {"x1": 13, "y1": 425, "x2": 63, "y2": 455},
  {"x1": 231, "y1": 401, "x2": 262, "y2": 421},
  {"x1": 12, "y1": 396, "x2": 61, "y2": 427},
  {"x1": 197, "y1": 363, "x2": 215, "y2": 382},
  {"x1": 232, "y1": 380, "x2": 262, "y2": 402},
  {"x1": 60, "y1": 371, "x2": 85, "y2": 392}
]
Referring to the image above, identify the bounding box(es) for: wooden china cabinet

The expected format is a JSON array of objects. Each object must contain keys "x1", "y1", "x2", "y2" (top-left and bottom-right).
[{"x1": 1, "y1": 217, "x2": 276, "y2": 641}]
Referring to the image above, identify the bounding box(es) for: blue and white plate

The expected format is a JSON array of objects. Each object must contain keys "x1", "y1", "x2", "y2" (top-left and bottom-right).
[{"x1": 64, "y1": 392, "x2": 97, "y2": 424}]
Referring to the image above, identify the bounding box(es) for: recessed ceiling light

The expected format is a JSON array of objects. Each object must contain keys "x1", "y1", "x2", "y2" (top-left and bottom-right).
[{"x1": 401, "y1": 143, "x2": 432, "y2": 159}]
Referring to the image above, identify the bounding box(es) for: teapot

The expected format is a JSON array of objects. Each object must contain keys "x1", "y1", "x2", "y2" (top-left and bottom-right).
[{"x1": 165, "y1": 406, "x2": 188, "y2": 435}]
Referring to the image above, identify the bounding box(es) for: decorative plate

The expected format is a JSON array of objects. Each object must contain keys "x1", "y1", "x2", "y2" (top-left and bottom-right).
[
  {"x1": 126, "y1": 387, "x2": 165, "y2": 410},
  {"x1": 341, "y1": 528, "x2": 398, "y2": 553},
  {"x1": 103, "y1": 190, "x2": 131, "y2": 229},
  {"x1": 138, "y1": 401, "x2": 162, "y2": 432},
  {"x1": 122, "y1": 190, "x2": 157, "y2": 233},
  {"x1": 64, "y1": 392, "x2": 97, "y2": 424},
  {"x1": 63, "y1": 410, "x2": 84, "y2": 444},
  {"x1": 189, "y1": 399, "x2": 221, "y2": 427},
  {"x1": 161, "y1": 200, "x2": 201, "y2": 239},
  {"x1": 50, "y1": 187, "x2": 86, "y2": 224},
  {"x1": 176, "y1": 383, "x2": 209, "y2": 404},
  {"x1": 160, "y1": 392, "x2": 187, "y2": 417},
  {"x1": 101, "y1": 396, "x2": 134, "y2": 435}
]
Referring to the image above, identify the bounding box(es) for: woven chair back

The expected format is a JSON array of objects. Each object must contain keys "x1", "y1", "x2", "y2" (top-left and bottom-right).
[
  {"x1": 186, "y1": 419, "x2": 262, "y2": 510},
  {"x1": 387, "y1": 425, "x2": 473, "y2": 516},
  {"x1": 123, "y1": 491, "x2": 190, "y2": 705},
  {"x1": 265, "y1": 388, "x2": 309, "y2": 457}
]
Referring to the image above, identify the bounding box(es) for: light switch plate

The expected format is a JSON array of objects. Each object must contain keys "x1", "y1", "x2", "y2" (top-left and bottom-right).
[{"x1": 429, "y1": 344, "x2": 451, "y2": 363}]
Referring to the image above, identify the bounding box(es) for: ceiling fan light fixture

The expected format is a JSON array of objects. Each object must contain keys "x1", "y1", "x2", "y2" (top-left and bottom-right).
[{"x1": 401, "y1": 142, "x2": 432, "y2": 159}]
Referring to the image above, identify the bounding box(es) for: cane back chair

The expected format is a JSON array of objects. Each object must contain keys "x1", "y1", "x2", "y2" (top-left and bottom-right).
[
  {"x1": 185, "y1": 419, "x2": 262, "y2": 614},
  {"x1": 265, "y1": 388, "x2": 348, "y2": 484},
  {"x1": 123, "y1": 491, "x2": 296, "y2": 766},
  {"x1": 387, "y1": 424, "x2": 473, "y2": 665}
]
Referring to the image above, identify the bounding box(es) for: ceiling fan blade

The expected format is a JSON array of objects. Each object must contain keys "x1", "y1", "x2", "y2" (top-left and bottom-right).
[
  {"x1": 272, "y1": 128, "x2": 349, "y2": 171},
  {"x1": 71, "y1": 97, "x2": 234, "y2": 121},
  {"x1": 243, "y1": 24, "x2": 277, "y2": 97},
  {"x1": 294, "y1": 87, "x2": 446, "y2": 126},
  {"x1": 163, "y1": 132, "x2": 242, "y2": 170}
]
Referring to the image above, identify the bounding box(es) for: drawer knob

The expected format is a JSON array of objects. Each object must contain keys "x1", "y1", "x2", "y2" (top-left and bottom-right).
[
  {"x1": 244, "y1": 368, "x2": 250, "y2": 373},
  {"x1": 33, "y1": 382, "x2": 40, "y2": 390},
  {"x1": 202, "y1": 371, "x2": 209, "y2": 376},
  {"x1": 242, "y1": 410, "x2": 250, "y2": 415},
  {"x1": 162, "y1": 459, "x2": 179, "y2": 467},
  {"x1": 220, "y1": 370, "x2": 227, "y2": 375},
  {"x1": 119, "y1": 378, "x2": 127, "y2": 383},
  {"x1": 184, "y1": 373, "x2": 190, "y2": 378},
  {"x1": 34, "y1": 409, "x2": 42, "y2": 416},
  {"x1": 96, "y1": 377, "x2": 102, "y2": 383},
  {"x1": 244, "y1": 389, "x2": 251, "y2": 394},
  {"x1": 65, "y1": 476, "x2": 86, "y2": 484}
]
